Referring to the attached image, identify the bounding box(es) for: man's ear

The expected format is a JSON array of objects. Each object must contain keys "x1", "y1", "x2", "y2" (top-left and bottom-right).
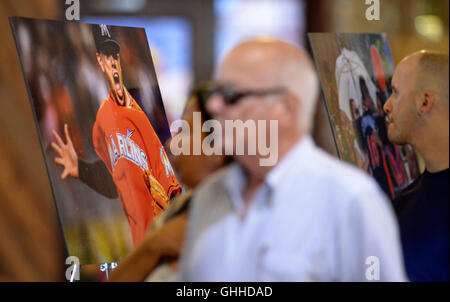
[
  {"x1": 279, "y1": 91, "x2": 301, "y2": 127},
  {"x1": 96, "y1": 53, "x2": 105, "y2": 73},
  {"x1": 418, "y1": 90, "x2": 436, "y2": 116}
]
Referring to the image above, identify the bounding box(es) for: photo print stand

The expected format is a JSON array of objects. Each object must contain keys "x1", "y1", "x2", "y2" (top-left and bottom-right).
[
  {"x1": 10, "y1": 17, "x2": 181, "y2": 279},
  {"x1": 67, "y1": 261, "x2": 119, "y2": 282},
  {"x1": 100, "y1": 262, "x2": 118, "y2": 280}
]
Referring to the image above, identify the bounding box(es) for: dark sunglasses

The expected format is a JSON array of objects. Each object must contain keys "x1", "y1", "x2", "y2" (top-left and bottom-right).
[{"x1": 196, "y1": 82, "x2": 287, "y2": 107}]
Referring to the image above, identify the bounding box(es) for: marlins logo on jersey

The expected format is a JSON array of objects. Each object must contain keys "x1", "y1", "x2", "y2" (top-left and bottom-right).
[{"x1": 107, "y1": 129, "x2": 149, "y2": 172}]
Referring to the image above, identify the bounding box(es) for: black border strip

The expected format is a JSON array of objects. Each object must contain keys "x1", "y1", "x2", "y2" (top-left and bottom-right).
[{"x1": 9, "y1": 16, "x2": 71, "y2": 264}]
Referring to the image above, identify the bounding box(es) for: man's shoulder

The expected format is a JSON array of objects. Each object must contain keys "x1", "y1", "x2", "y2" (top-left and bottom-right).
[
  {"x1": 185, "y1": 166, "x2": 235, "y2": 239},
  {"x1": 307, "y1": 146, "x2": 379, "y2": 196},
  {"x1": 396, "y1": 175, "x2": 422, "y2": 199},
  {"x1": 192, "y1": 166, "x2": 231, "y2": 200},
  {"x1": 290, "y1": 146, "x2": 390, "y2": 218},
  {"x1": 188, "y1": 165, "x2": 237, "y2": 220},
  {"x1": 95, "y1": 98, "x2": 111, "y2": 121},
  {"x1": 393, "y1": 174, "x2": 423, "y2": 214}
]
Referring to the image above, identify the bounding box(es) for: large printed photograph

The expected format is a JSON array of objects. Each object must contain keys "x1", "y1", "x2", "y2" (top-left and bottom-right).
[
  {"x1": 309, "y1": 33, "x2": 420, "y2": 200},
  {"x1": 10, "y1": 17, "x2": 181, "y2": 264}
]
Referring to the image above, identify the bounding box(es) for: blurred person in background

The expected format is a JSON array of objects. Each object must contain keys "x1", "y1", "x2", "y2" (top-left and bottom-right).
[
  {"x1": 349, "y1": 98, "x2": 369, "y2": 171},
  {"x1": 359, "y1": 77, "x2": 396, "y2": 199},
  {"x1": 384, "y1": 50, "x2": 449, "y2": 282},
  {"x1": 179, "y1": 39, "x2": 407, "y2": 281},
  {"x1": 109, "y1": 85, "x2": 230, "y2": 282},
  {"x1": 375, "y1": 91, "x2": 409, "y2": 191}
]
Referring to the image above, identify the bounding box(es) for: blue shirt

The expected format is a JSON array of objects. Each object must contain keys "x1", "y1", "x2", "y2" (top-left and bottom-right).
[{"x1": 394, "y1": 168, "x2": 449, "y2": 281}]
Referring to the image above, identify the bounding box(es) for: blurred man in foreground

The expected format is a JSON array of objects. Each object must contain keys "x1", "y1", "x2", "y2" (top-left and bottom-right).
[
  {"x1": 384, "y1": 50, "x2": 449, "y2": 281},
  {"x1": 179, "y1": 39, "x2": 407, "y2": 281}
]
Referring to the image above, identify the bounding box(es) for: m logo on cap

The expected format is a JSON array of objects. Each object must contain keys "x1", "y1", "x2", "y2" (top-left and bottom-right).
[{"x1": 100, "y1": 24, "x2": 111, "y2": 38}]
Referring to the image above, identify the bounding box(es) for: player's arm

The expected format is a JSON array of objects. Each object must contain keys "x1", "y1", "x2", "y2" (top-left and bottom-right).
[
  {"x1": 78, "y1": 159, "x2": 118, "y2": 199},
  {"x1": 363, "y1": 150, "x2": 370, "y2": 172},
  {"x1": 52, "y1": 124, "x2": 117, "y2": 198}
]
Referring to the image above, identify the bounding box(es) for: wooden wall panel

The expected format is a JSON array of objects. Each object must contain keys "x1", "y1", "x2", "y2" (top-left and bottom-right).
[{"x1": 0, "y1": 0, "x2": 65, "y2": 282}]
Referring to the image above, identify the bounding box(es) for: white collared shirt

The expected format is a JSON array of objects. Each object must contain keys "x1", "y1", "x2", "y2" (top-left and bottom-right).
[{"x1": 179, "y1": 136, "x2": 407, "y2": 281}]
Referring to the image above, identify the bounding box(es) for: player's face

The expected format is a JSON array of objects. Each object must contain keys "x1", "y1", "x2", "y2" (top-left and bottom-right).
[
  {"x1": 384, "y1": 60, "x2": 419, "y2": 145},
  {"x1": 96, "y1": 51, "x2": 125, "y2": 106},
  {"x1": 350, "y1": 100, "x2": 359, "y2": 121}
]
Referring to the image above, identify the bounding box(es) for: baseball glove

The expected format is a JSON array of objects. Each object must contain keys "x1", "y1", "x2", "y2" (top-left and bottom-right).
[{"x1": 143, "y1": 169, "x2": 169, "y2": 217}]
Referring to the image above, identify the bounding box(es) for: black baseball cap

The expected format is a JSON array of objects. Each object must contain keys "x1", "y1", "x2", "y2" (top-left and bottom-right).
[{"x1": 93, "y1": 24, "x2": 120, "y2": 54}]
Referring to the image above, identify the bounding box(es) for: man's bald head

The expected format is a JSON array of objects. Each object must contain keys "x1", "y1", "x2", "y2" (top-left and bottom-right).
[
  {"x1": 218, "y1": 39, "x2": 319, "y2": 132},
  {"x1": 400, "y1": 50, "x2": 449, "y2": 108},
  {"x1": 384, "y1": 50, "x2": 449, "y2": 148},
  {"x1": 384, "y1": 50, "x2": 449, "y2": 172}
]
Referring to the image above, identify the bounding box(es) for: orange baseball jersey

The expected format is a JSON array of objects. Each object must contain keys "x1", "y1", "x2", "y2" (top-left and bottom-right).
[{"x1": 92, "y1": 90, "x2": 181, "y2": 247}]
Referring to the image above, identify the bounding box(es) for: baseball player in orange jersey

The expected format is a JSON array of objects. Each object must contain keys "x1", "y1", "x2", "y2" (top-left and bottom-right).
[{"x1": 52, "y1": 24, "x2": 181, "y2": 247}]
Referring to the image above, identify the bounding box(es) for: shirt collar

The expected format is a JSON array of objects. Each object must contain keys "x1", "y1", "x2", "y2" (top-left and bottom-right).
[
  {"x1": 223, "y1": 135, "x2": 316, "y2": 211},
  {"x1": 265, "y1": 135, "x2": 315, "y2": 191},
  {"x1": 108, "y1": 87, "x2": 133, "y2": 108},
  {"x1": 224, "y1": 163, "x2": 248, "y2": 212}
]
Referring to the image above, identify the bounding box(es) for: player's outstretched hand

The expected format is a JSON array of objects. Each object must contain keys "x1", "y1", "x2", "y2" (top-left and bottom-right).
[{"x1": 52, "y1": 123, "x2": 79, "y2": 179}]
